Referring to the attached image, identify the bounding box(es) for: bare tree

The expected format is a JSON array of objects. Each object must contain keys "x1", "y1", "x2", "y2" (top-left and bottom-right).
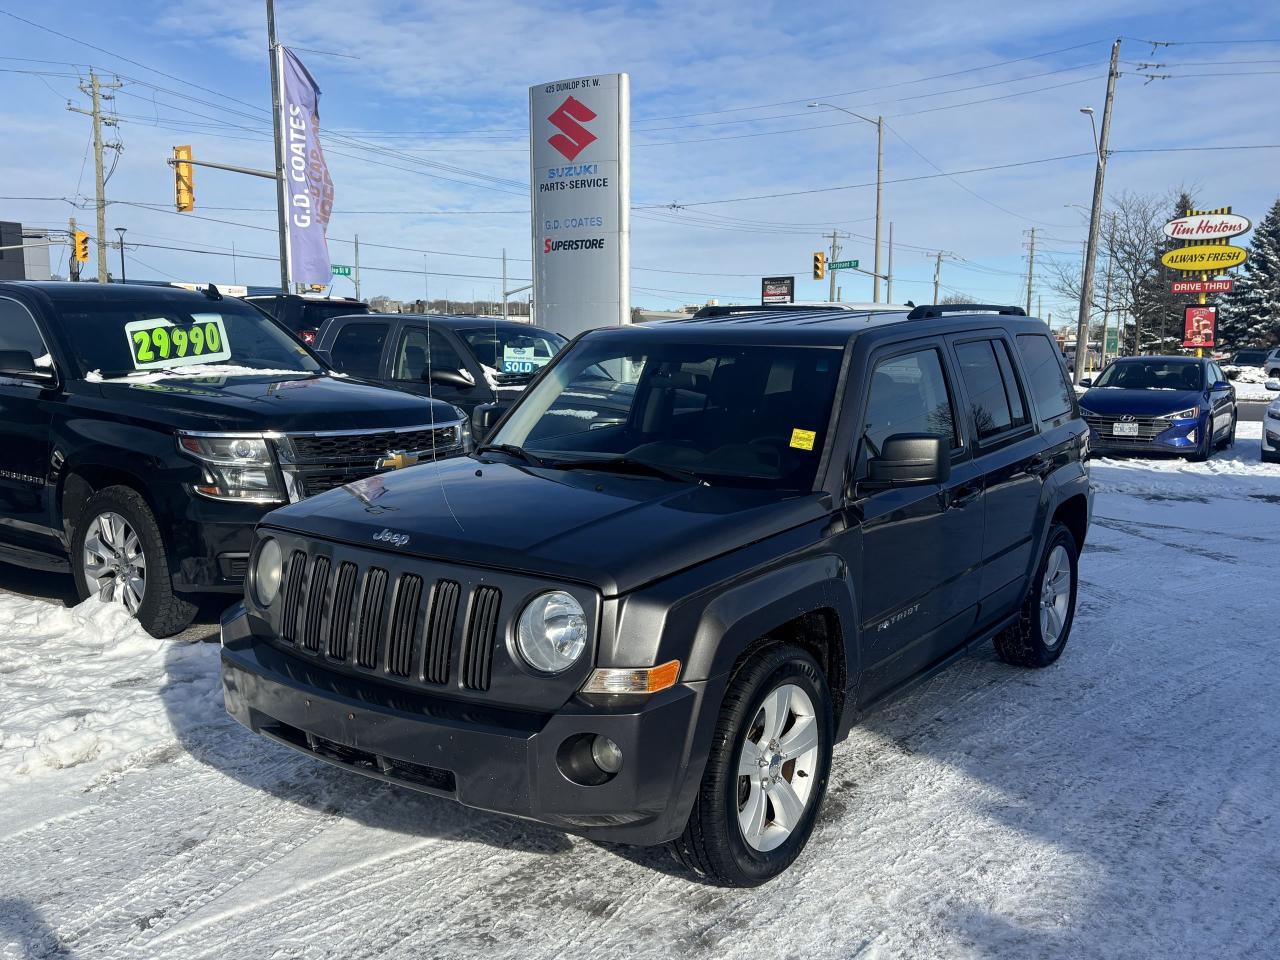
[
  {"x1": 1050, "y1": 188, "x2": 1196, "y2": 354},
  {"x1": 939, "y1": 291, "x2": 978, "y2": 304}
]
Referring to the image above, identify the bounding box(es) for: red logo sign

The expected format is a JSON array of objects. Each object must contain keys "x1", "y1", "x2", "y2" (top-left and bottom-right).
[
  {"x1": 1172, "y1": 279, "x2": 1233, "y2": 295},
  {"x1": 547, "y1": 96, "x2": 597, "y2": 161},
  {"x1": 1183, "y1": 305, "x2": 1216, "y2": 349}
]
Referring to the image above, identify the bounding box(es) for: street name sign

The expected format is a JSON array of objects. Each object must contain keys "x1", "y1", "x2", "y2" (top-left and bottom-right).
[
  {"x1": 828, "y1": 259, "x2": 859, "y2": 270},
  {"x1": 331, "y1": 264, "x2": 352, "y2": 277}
]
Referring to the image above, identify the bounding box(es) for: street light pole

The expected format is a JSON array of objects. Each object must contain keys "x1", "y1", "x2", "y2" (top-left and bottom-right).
[
  {"x1": 1073, "y1": 38, "x2": 1121, "y2": 385},
  {"x1": 114, "y1": 227, "x2": 127, "y2": 282},
  {"x1": 808, "y1": 102, "x2": 884, "y2": 302}
]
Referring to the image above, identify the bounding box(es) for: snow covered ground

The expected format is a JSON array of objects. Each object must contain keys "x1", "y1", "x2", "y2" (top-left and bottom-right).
[{"x1": 2, "y1": 426, "x2": 1279, "y2": 959}]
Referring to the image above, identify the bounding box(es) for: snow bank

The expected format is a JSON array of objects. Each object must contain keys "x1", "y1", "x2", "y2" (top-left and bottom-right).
[
  {"x1": 0, "y1": 596, "x2": 222, "y2": 780},
  {"x1": 1222, "y1": 364, "x2": 1279, "y2": 400}
]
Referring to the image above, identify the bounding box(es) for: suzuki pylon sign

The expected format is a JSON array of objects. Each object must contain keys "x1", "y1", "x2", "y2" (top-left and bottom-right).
[{"x1": 530, "y1": 74, "x2": 630, "y2": 337}]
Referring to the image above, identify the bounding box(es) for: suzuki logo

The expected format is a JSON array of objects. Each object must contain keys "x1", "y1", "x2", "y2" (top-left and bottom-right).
[{"x1": 547, "y1": 96, "x2": 597, "y2": 161}]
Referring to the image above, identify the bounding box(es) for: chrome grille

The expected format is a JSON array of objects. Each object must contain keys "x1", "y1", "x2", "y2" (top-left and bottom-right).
[{"x1": 289, "y1": 426, "x2": 460, "y2": 463}]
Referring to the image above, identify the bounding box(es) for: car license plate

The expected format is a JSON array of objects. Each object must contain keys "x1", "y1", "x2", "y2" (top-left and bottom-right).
[{"x1": 1113, "y1": 422, "x2": 1139, "y2": 437}]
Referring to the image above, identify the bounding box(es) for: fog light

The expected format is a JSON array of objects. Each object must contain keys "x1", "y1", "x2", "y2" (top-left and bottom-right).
[
  {"x1": 591, "y1": 735, "x2": 623, "y2": 774},
  {"x1": 1187, "y1": 429, "x2": 1197, "y2": 443}
]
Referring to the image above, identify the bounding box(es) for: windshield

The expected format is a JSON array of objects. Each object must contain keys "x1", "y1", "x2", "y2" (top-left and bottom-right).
[
  {"x1": 491, "y1": 337, "x2": 842, "y2": 489},
  {"x1": 57, "y1": 297, "x2": 324, "y2": 380},
  {"x1": 300, "y1": 301, "x2": 367, "y2": 330},
  {"x1": 459, "y1": 326, "x2": 567, "y2": 381},
  {"x1": 1093, "y1": 360, "x2": 1203, "y2": 391}
]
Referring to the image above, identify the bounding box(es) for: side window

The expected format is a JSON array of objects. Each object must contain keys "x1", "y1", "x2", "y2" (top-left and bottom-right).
[
  {"x1": 0, "y1": 298, "x2": 49, "y2": 362},
  {"x1": 328, "y1": 322, "x2": 388, "y2": 378},
  {"x1": 992, "y1": 339, "x2": 1029, "y2": 428},
  {"x1": 862, "y1": 349, "x2": 958, "y2": 463},
  {"x1": 954, "y1": 339, "x2": 1029, "y2": 441},
  {"x1": 394, "y1": 327, "x2": 467, "y2": 381},
  {"x1": 1015, "y1": 334, "x2": 1074, "y2": 423}
]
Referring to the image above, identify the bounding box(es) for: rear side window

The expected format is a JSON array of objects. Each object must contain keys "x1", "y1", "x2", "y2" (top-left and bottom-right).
[
  {"x1": 954, "y1": 339, "x2": 1029, "y2": 441},
  {"x1": 862, "y1": 348, "x2": 959, "y2": 458},
  {"x1": 328, "y1": 322, "x2": 388, "y2": 378},
  {"x1": 1016, "y1": 334, "x2": 1074, "y2": 422},
  {"x1": 0, "y1": 297, "x2": 48, "y2": 360}
]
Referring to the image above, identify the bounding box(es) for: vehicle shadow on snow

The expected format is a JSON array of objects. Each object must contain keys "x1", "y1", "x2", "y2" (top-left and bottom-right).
[
  {"x1": 158, "y1": 641, "x2": 579, "y2": 860},
  {"x1": 0, "y1": 897, "x2": 73, "y2": 959}
]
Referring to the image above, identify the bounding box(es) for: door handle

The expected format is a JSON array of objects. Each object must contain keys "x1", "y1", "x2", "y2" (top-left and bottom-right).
[
  {"x1": 948, "y1": 484, "x2": 982, "y2": 509},
  {"x1": 1028, "y1": 454, "x2": 1053, "y2": 477}
]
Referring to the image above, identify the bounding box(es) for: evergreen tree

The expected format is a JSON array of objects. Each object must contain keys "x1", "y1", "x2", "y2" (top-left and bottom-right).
[{"x1": 1219, "y1": 197, "x2": 1280, "y2": 348}]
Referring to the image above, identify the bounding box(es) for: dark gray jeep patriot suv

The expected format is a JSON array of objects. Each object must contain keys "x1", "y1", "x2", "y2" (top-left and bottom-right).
[{"x1": 221, "y1": 303, "x2": 1091, "y2": 886}]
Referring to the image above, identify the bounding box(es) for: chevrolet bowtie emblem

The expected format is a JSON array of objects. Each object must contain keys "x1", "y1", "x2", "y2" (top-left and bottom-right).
[{"x1": 377, "y1": 450, "x2": 420, "y2": 471}]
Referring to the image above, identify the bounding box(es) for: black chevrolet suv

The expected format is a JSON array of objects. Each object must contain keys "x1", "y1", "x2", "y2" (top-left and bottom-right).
[
  {"x1": 0, "y1": 282, "x2": 467, "y2": 637},
  {"x1": 221, "y1": 304, "x2": 1091, "y2": 886}
]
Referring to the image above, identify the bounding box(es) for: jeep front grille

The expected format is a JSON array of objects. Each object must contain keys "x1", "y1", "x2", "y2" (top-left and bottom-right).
[
  {"x1": 461, "y1": 586, "x2": 501, "y2": 691},
  {"x1": 275, "y1": 551, "x2": 501, "y2": 692}
]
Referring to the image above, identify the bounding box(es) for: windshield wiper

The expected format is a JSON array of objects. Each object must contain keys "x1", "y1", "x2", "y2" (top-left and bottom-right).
[
  {"x1": 552, "y1": 456, "x2": 707, "y2": 485},
  {"x1": 475, "y1": 443, "x2": 547, "y2": 467}
]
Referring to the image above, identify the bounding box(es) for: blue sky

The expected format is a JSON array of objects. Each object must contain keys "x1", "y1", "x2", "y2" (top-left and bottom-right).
[{"x1": 3, "y1": 0, "x2": 1279, "y2": 328}]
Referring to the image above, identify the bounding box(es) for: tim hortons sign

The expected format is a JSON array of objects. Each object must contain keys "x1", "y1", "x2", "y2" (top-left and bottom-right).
[{"x1": 1162, "y1": 212, "x2": 1251, "y2": 241}]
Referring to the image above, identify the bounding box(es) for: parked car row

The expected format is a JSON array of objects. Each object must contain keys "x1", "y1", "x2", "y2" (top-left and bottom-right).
[{"x1": 0, "y1": 282, "x2": 476, "y2": 636}]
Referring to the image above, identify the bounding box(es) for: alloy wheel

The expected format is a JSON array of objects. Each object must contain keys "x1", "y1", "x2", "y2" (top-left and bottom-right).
[
  {"x1": 736, "y1": 683, "x2": 820, "y2": 852},
  {"x1": 82, "y1": 511, "x2": 147, "y2": 614},
  {"x1": 1039, "y1": 544, "x2": 1072, "y2": 646}
]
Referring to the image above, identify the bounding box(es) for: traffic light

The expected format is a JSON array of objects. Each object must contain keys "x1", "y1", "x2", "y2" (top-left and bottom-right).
[
  {"x1": 73, "y1": 230, "x2": 90, "y2": 263},
  {"x1": 813, "y1": 251, "x2": 825, "y2": 280},
  {"x1": 173, "y1": 145, "x2": 195, "y2": 212}
]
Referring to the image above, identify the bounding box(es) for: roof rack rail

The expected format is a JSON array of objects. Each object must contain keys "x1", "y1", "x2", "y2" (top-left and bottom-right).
[
  {"x1": 905, "y1": 303, "x2": 1026, "y2": 320},
  {"x1": 690, "y1": 303, "x2": 852, "y2": 319}
]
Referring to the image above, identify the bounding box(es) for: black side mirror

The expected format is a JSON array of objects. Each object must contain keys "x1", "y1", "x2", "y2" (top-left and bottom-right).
[
  {"x1": 863, "y1": 434, "x2": 950, "y2": 490},
  {"x1": 471, "y1": 401, "x2": 501, "y2": 441},
  {"x1": 428, "y1": 368, "x2": 476, "y2": 389},
  {"x1": 0, "y1": 349, "x2": 55, "y2": 385},
  {"x1": 1079, "y1": 377, "x2": 1092, "y2": 388}
]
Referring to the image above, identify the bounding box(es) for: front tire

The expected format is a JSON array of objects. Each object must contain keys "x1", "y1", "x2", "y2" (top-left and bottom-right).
[
  {"x1": 673, "y1": 645, "x2": 833, "y2": 887},
  {"x1": 72, "y1": 486, "x2": 197, "y2": 638},
  {"x1": 995, "y1": 522, "x2": 1078, "y2": 668},
  {"x1": 1188, "y1": 422, "x2": 1214, "y2": 462}
]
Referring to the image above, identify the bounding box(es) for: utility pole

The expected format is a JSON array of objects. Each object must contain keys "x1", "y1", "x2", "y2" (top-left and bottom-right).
[
  {"x1": 932, "y1": 251, "x2": 943, "y2": 303},
  {"x1": 1073, "y1": 37, "x2": 1121, "y2": 384},
  {"x1": 827, "y1": 231, "x2": 839, "y2": 303},
  {"x1": 872, "y1": 115, "x2": 883, "y2": 303},
  {"x1": 501, "y1": 248, "x2": 509, "y2": 318},
  {"x1": 266, "y1": 0, "x2": 291, "y2": 293},
  {"x1": 1025, "y1": 227, "x2": 1036, "y2": 316},
  {"x1": 423, "y1": 254, "x2": 430, "y2": 312},
  {"x1": 353, "y1": 234, "x2": 362, "y2": 300},
  {"x1": 67, "y1": 70, "x2": 121, "y2": 284},
  {"x1": 68, "y1": 217, "x2": 80, "y2": 282},
  {"x1": 886, "y1": 221, "x2": 894, "y2": 303}
]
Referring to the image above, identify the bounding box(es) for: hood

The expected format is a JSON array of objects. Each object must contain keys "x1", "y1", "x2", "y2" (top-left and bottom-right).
[
  {"x1": 1079, "y1": 387, "x2": 1204, "y2": 417},
  {"x1": 261, "y1": 455, "x2": 829, "y2": 596},
  {"x1": 83, "y1": 373, "x2": 460, "y2": 433}
]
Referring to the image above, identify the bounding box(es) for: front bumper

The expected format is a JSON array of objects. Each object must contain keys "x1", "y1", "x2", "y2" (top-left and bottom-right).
[
  {"x1": 1263, "y1": 417, "x2": 1280, "y2": 457},
  {"x1": 220, "y1": 603, "x2": 713, "y2": 845},
  {"x1": 1085, "y1": 414, "x2": 1204, "y2": 456}
]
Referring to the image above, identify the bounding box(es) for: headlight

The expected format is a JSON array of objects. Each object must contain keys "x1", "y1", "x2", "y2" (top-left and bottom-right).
[
  {"x1": 458, "y1": 414, "x2": 473, "y2": 453},
  {"x1": 516, "y1": 590, "x2": 587, "y2": 673},
  {"x1": 253, "y1": 538, "x2": 283, "y2": 607},
  {"x1": 178, "y1": 432, "x2": 286, "y2": 502},
  {"x1": 1168, "y1": 406, "x2": 1199, "y2": 420},
  {"x1": 1267, "y1": 408, "x2": 1280, "y2": 422}
]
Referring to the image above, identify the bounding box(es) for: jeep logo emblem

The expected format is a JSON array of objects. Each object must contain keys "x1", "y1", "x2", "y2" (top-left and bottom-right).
[{"x1": 373, "y1": 528, "x2": 410, "y2": 547}]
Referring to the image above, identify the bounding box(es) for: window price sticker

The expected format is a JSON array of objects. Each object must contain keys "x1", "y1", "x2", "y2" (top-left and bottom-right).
[
  {"x1": 789, "y1": 428, "x2": 817, "y2": 451},
  {"x1": 502, "y1": 345, "x2": 549, "y2": 375},
  {"x1": 125, "y1": 314, "x2": 232, "y2": 370}
]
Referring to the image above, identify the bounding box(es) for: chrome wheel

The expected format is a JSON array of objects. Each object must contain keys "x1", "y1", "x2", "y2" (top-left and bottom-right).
[
  {"x1": 1039, "y1": 544, "x2": 1071, "y2": 647},
  {"x1": 736, "y1": 683, "x2": 820, "y2": 852},
  {"x1": 82, "y1": 511, "x2": 146, "y2": 614}
]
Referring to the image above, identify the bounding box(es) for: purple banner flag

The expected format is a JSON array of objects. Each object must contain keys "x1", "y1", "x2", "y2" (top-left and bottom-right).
[{"x1": 278, "y1": 46, "x2": 334, "y2": 285}]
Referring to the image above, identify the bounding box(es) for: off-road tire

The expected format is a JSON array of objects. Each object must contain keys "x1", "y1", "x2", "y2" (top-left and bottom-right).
[
  {"x1": 672, "y1": 644, "x2": 833, "y2": 887},
  {"x1": 71, "y1": 485, "x2": 197, "y2": 638},
  {"x1": 994, "y1": 522, "x2": 1078, "y2": 668}
]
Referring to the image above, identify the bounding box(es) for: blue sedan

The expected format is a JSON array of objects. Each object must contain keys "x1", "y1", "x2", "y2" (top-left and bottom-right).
[{"x1": 1078, "y1": 356, "x2": 1236, "y2": 461}]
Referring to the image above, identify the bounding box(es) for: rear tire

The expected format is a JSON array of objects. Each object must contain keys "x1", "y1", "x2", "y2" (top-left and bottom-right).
[
  {"x1": 995, "y1": 523, "x2": 1077, "y2": 668},
  {"x1": 71, "y1": 486, "x2": 197, "y2": 638},
  {"x1": 673, "y1": 645, "x2": 833, "y2": 887}
]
